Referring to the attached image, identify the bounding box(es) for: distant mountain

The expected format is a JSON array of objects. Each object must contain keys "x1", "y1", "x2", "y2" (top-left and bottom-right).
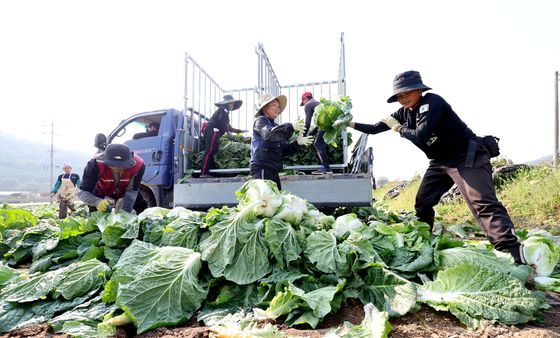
[
  {"x1": 0, "y1": 133, "x2": 92, "y2": 192},
  {"x1": 525, "y1": 154, "x2": 554, "y2": 166}
]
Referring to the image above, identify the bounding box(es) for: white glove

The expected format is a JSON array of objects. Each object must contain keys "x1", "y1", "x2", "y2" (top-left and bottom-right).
[
  {"x1": 297, "y1": 134, "x2": 313, "y2": 146},
  {"x1": 381, "y1": 116, "x2": 402, "y2": 131},
  {"x1": 292, "y1": 119, "x2": 305, "y2": 133}
]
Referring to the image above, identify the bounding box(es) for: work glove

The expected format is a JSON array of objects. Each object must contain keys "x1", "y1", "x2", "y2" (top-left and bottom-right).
[
  {"x1": 381, "y1": 116, "x2": 402, "y2": 131},
  {"x1": 297, "y1": 134, "x2": 313, "y2": 146},
  {"x1": 292, "y1": 119, "x2": 305, "y2": 134},
  {"x1": 96, "y1": 199, "x2": 113, "y2": 213}
]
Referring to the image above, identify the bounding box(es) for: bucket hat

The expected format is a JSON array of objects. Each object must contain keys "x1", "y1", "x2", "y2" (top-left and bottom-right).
[
  {"x1": 255, "y1": 93, "x2": 287, "y2": 117},
  {"x1": 215, "y1": 94, "x2": 243, "y2": 111},
  {"x1": 96, "y1": 143, "x2": 136, "y2": 168},
  {"x1": 300, "y1": 91, "x2": 313, "y2": 106},
  {"x1": 387, "y1": 70, "x2": 431, "y2": 103}
]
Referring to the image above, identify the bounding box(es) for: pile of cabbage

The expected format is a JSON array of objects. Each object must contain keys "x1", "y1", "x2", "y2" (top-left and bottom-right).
[{"x1": 0, "y1": 180, "x2": 558, "y2": 337}]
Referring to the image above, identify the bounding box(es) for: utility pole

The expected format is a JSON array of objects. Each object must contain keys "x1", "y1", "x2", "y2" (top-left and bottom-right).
[
  {"x1": 555, "y1": 71, "x2": 559, "y2": 168},
  {"x1": 50, "y1": 120, "x2": 54, "y2": 190}
]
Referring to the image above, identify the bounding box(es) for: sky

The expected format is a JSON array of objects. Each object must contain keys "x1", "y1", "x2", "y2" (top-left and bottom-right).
[{"x1": 1, "y1": 0, "x2": 559, "y2": 181}]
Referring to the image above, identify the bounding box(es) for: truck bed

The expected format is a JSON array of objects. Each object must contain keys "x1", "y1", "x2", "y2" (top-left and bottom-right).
[{"x1": 173, "y1": 173, "x2": 373, "y2": 209}]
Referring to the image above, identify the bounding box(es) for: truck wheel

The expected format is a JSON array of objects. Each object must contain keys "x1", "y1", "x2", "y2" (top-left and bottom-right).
[{"x1": 139, "y1": 187, "x2": 157, "y2": 208}]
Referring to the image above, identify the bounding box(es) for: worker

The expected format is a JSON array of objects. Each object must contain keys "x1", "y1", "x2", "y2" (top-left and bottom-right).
[
  {"x1": 133, "y1": 121, "x2": 159, "y2": 139},
  {"x1": 50, "y1": 163, "x2": 80, "y2": 219},
  {"x1": 250, "y1": 93, "x2": 313, "y2": 189},
  {"x1": 300, "y1": 91, "x2": 332, "y2": 174},
  {"x1": 201, "y1": 95, "x2": 246, "y2": 177},
  {"x1": 78, "y1": 143, "x2": 147, "y2": 214},
  {"x1": 349, "y1": 70, "x2": 525, "y2": 264}
]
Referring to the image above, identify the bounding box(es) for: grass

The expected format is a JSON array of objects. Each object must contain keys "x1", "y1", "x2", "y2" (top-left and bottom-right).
[{"x1": 375, "y1": 164, "x2": 560, "y2": 234}]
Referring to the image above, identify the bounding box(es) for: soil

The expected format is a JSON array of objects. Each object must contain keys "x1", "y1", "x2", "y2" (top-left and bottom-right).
[{"x1": 2, "y1": 293, "x2": 559, "y2": 338}]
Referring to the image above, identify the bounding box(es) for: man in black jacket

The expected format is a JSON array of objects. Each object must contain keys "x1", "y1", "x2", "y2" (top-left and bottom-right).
[{"x1": 349, "y1": 70, "x2": 525, "y2": 264}]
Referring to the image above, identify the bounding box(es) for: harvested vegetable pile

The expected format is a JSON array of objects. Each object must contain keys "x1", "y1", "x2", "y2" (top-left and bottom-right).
[
  {"x1": 0, "y1": 181, "x2": 558, "y2": 337},
  {"x1": 190, "y1": 133, "x2": 349, "y2": 171}
]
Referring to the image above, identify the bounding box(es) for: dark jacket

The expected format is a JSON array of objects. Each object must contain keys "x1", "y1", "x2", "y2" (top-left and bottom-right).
[
  {"x1": 353, "y1": 93, "x2": 475, "y2": 163},
  {"x1": 78, "y1": 156, "x2": 145, "y2": 212},
  {"x1": 207, "y1": 107, "x2": 242, "y2": 137},
  {"x1": 250, "y1": 115, "x2": 299, "y2": 170},
  {"x1": 303, "y1": 98, "x2": 320, "y2": 136}
]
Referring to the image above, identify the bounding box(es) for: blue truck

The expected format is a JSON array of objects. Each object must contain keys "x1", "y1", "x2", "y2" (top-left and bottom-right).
[{"x1": 93, "y1": 34, "x2": 374, "y2": 209}]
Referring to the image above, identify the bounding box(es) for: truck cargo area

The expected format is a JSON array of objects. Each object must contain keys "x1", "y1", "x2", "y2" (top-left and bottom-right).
[{"x1": 174, "y1": 173, "x2": 373, "y2": 209}]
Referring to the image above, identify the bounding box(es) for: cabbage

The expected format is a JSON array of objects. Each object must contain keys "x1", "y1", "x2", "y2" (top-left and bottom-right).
[
  {"x1": 522, "y1": 235, "x2": 560, "y2": 277},
  {"x1": 534, "y1": 276, "x2": 560, "y2": 293},
  {"x1": 330, "y1": 213, "x2": 365, "y2": 239},
  {"x1": 235, "y1": 180, "x2": 283, "y2": 218},
  {"x1": 313, "y1": 96, "x2": 353, "y2": 145},
  {"x1": 272, "y1": 193, "x2": 308, "y2": 225}
]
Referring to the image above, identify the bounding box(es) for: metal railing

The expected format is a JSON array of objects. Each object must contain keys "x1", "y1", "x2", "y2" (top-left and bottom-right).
[{"x1": 182, "y1": 32, "x2": 368, "y2": 175}]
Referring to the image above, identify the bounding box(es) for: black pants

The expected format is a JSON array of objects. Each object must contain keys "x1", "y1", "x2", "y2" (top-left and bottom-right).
[
  {"x1": 415, "y1": 153, "x2": 522, "y2": 258},
  {"x1": 250, "y1": 165, "x2": 282, "y2": 190},
  {"x1": 201, "y1": 128, "x2": 221, "y2": 176},
  {"x1": 314, "y1": 130, "x2": 330, "y2": 169}
]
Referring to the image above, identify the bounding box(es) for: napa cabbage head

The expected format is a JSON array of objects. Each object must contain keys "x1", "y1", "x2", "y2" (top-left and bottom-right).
[
  {"x1": 523, "y1": 235, "x2": 560, "y2": 277},
  {"x1": 329, "y1": 213, "x2": 365, "y2": 239},
  {"x1": 235, "y1": 180, "x2": 283, "y2": 218},
  {"x1": 272, "y1": 193, "x2": 308, "y2": 225}
]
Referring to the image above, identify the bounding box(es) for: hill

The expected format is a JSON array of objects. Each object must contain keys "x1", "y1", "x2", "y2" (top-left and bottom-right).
[
  {"x1": 0, "y1": 133, "x2": 92, "y2": 192},
  {"x1": 374, "y1": 163, "x2": 560, "y2": 232}
]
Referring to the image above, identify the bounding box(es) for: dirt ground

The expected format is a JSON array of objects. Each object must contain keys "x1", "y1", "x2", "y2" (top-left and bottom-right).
[{"x1": 2, "y1": 293, "x2": 559, "y2": 338}]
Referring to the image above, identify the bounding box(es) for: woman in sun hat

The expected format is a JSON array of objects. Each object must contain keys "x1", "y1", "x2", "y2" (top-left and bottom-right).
[
  {"x1": 200, "y1": 95, "x2": 247, "y2": 177},
  {"x1": 78, "y1": 143, "x2": 147, "y2": 214},
  {"x1": 348, "y1": 70, "x2": 525, "y2": 265},
  {"x1": 249, "y1": 93, "x2": 313, "y2": 189}
]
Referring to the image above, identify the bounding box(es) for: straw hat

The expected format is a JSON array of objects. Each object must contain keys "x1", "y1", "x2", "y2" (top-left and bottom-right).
[{"x1": 255, "y1": 93, "x2": 287, "y2": 117}]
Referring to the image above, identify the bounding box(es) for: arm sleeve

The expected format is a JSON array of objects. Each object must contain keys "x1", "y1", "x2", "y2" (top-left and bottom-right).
[
  {"x1": 399, "y1": 99, "x2": 445, "y2": 145},
  {"x1": 77, "y1": 160, "x2": 103, "y2": 207},
  {"x1": 77, "y1": 190, "x2": 103, "y2": 208},
  {"x1": 352, "y1": 121, "x2": 390, "y2": 135},
  {"x1": 79, "y1": 160, "x2": 98, "y2": 192},
  {"x1": 227, "y1": 125, "x2": 243, "y2": 133},
  {"x1": 254, "y1": 118, "x2": 294, "y2": 142},
  {"x1": 121, "y1": 163, "x2": 145, "y2": 212},
  {"x1": 51, "y1": 178, "x2": 62, "y2": 193},
  {"x1": 304, "y1": 103, "x2": 314, "y2": 132}
]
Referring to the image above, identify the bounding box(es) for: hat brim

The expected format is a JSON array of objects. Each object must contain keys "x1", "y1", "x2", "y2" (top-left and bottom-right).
[
  {"x1": 215, "y1": 99, "x2": 243, "y2": 111},
  {"x1": 97, "y1": 153, "x2": 137, "y2": 168},
  {"x1": 387, "y1": 85, "x2": 431, "y2": 103},
  {"x1": 255, "y1": 94, "x2": 287, "y2": 117}
]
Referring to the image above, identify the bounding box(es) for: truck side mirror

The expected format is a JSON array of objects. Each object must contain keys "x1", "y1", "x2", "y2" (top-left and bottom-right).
[{"x1": 94, "y1": 133, "x2": 107, "y2": 151}]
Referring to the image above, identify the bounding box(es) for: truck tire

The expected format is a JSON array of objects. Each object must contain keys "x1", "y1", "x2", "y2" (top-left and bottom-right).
[{"x1": 139, "y1": 186, "x2": 157, "y2": 208}]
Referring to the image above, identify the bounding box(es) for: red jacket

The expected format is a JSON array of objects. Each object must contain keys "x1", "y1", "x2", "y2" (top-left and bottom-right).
[{"x1": 94, "y1": 155, "x2": 144, "y2": 199}]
